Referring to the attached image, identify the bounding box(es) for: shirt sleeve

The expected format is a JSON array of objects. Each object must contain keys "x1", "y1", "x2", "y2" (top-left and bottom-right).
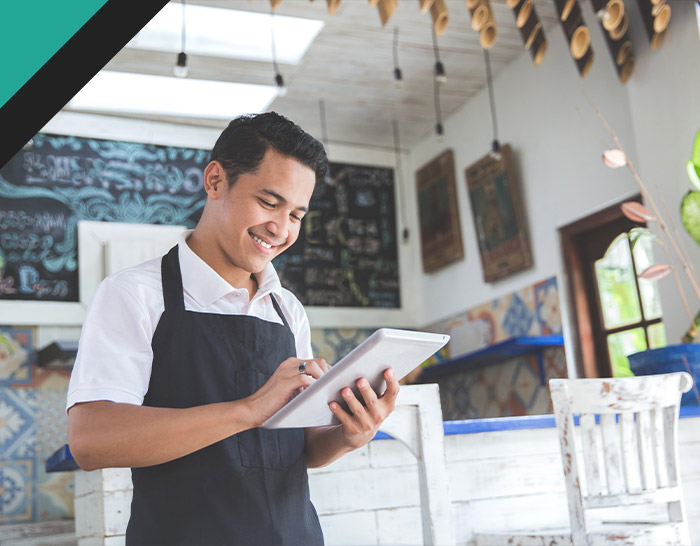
[{"x1": 66, "y1": 275, "x2": 155, "y2": 412}]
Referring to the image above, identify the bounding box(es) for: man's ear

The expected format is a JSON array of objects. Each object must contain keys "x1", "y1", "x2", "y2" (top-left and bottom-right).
[{"x1": 203, "y1": 161, "x2": 227, "y2": 199}]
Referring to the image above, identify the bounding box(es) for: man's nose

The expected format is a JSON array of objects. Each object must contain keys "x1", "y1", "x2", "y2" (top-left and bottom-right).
[{"x1": 265, "y1": 215, "x2": 289, "y2": 242}]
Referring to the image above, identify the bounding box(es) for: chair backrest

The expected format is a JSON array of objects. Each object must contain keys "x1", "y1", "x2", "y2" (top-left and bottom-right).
[{"x1": 549, "y1": 372, "x2": 693, "y2": 546}]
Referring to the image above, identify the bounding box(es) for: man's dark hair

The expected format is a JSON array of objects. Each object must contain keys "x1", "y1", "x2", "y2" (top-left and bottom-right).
[{"x1": 210, "y1": 112, "x2": 328, "y2": 186}]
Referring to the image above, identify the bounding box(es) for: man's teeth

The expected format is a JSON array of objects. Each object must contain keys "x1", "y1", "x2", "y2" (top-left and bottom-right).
[{"x1": 251, "y1": 234, "x2": 272, "y2": 249}]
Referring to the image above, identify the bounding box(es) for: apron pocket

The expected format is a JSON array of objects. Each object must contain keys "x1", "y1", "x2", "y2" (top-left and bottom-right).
[{"x1": 235, "y1": 370, "x2": 304, "y2": 470}]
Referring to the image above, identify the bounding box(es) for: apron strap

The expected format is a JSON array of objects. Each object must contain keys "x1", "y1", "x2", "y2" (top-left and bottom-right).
[
  {"x1": 161, "y1": 245, "x2": 186, "y2": 312},
  {"x1": 270, "y1": 293, "x2": 290, "y2": 330}
]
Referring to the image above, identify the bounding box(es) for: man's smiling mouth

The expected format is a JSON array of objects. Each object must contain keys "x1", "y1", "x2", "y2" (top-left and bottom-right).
[{"x1": 250, "y1": 233, "x2": 273, "y2": 249}]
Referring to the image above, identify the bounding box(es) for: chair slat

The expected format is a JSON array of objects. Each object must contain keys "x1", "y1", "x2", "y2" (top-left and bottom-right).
[
  {"x1": 663, "y1": 406, "x2": 679, "y2": 487},
  {"x1": 582, "y1": 485, "x2": 682, "y2": 509},
  {"x1": 600, "y1": 413, "x2": 624, "y2": 495},
  {"x1": 636, "y1": 410, "x2": 657, "y2": 490},
  {"x1": 652, "y1": 408, "x2": 668, "y2": 488},
  {"x1": 580, "y1": 412, "x2": 600, "y2": 496},
  {"x1": 620, "y1": 411, "x2": 641, "y2": 493}
]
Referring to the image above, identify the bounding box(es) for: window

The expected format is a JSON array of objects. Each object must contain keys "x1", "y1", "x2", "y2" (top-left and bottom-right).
[
  {"x1": 594, "y1": 230, "x2": 666, "y2": 376},
  {"x1": 560, "y1": 196, "x2": 666, "y2": 377}
]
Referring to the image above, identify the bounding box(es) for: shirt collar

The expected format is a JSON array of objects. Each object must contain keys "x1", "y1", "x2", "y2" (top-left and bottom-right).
[{"x1": 177, "y1": 230, "x2": 284, "y2": 307}]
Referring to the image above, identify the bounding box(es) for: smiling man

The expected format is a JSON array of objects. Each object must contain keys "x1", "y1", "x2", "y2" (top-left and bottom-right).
[{"x1": 66, "y1": 112, "x2": 399, "y2": 545}]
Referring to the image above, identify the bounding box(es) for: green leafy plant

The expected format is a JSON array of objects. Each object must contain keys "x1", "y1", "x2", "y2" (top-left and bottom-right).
[{"x1": 681, "y1": 130, "x2": 700, "y2": 247}]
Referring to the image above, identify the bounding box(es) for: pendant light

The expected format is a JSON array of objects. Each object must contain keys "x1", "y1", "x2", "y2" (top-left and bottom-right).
[
  {"x1": 431, "y1": 27, "x2": 446, "y2": 84},
  {"x1": 393, "y1": 27, "x2": 403, "y2": 87},
  {"x1": 483, "y1": 49, "x2": 500, "y2": 156},
  {"x1": 173, "y1": 0, "x2": 188, "y2": 78},
  {"x1": 433, "y1": 77, "x2": 444, "y2": 139},
  {"x1": 270, "y1": 10, "x2": 287, "y2": 96},
  {"x1": 393, "y1": 120, "x2": 410, "y2": 242}
]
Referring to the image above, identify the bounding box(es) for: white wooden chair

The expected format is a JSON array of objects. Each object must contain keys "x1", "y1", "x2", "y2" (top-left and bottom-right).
[
  {"x1": 475, "y1": 372, "x2": 693, "y2": 546},
  {"x1": 549, "y1": 372, "x2": 693, "y2": 546}
]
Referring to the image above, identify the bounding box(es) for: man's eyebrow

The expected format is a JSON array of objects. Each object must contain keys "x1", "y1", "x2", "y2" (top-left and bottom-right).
[{"x1": 258, "y1": 189, "x2": 309, "y2": 212}]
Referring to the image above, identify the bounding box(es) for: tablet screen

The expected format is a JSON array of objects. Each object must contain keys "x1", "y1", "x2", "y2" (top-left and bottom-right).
[{"x1": 262, "y1": 328, "x2": 449, "y2": 428}]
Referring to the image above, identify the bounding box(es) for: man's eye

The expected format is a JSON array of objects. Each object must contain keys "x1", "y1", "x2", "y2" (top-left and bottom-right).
[
  {"x1": 259, "y1": 199, "x2": 275, "y2": 208},
  {"x1": 291, "y1": 213, "x2": 302, "y2": 222}
]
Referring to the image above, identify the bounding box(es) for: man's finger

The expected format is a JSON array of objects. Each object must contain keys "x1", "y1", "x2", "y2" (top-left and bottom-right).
[
  {"x1": 329, "y1": 401, "x2": 352, "y2": 426},
  {"x1": 341, "y1": 387, "x2": 367, "y2": 418},
  {"x1": 356, "y1": 378, "x2": 379, "y2": 414},
  {"x1": 380, "y1": 368, "x2": 400, "y2": 400},
  {"x1": 300, "y1": 359, "x2": 324, "y2": 380}
]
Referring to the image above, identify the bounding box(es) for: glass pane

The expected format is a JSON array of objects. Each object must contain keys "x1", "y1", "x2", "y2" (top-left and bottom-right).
[
  {"x1": 608, "y1": 327, "x2": 647, "y2": 377},
  {"x1": 647, "y1": 322, "x2": 667, "y2": 349},
  {"x1": 631, "y1": 232, "x2": 663, "y2": 319},
  {"x1": 595, "y1": 234, "x2": 642, "y2": 329}
]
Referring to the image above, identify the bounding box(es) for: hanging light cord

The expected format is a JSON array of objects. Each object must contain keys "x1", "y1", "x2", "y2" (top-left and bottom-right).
[
  {"x1": 393, "y1": 27, "x2": 400, "y2": 70},
  {"x1": 270, "y1": 10, "x2": 281, "y2": 76},
  {"x1": 180, "y1": 0, "x2": 186, "y2": 53},
  {"x1": 434, "y1": 77, "x2": 443, "y2": 130},
  {"x1": 393, "y1": 120, "x2": 410, "y2": 242},
  {"x1": 484, "y1": 49, "x2": 499, "y2": 151},
  {"x1": 319, "y1": 99, "x2": 329, "y2": 148},
  {"x1": 431, "y1": 27, "x2": 441, "y2": 63}
]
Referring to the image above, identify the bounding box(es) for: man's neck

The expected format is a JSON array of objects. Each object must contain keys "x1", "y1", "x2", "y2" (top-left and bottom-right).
[{"x1": 186, "y1": 230, "x2": 258, "y2": 296}]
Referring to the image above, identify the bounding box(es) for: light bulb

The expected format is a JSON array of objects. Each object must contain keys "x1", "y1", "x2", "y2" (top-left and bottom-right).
[
  {"x1": 275, "y1": 73, "x2": 287, "y2": 97},
  {"x1": 394, "y1": 67, "x2": 403, "y2": 88},
  {"x1": 434, "y1": 61, "x2": 447, "y2": 84},
  {"x1": 174, "y1": 52, "x2": 188, "y2": 78},
  {"x1": 435, "y1": 123, "x2": 444, "y2": 140}
]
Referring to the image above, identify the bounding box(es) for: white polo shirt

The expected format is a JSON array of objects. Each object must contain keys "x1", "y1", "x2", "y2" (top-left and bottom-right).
[{"x1": 66, "y1": 230, "x2": 313, "y2": 412}]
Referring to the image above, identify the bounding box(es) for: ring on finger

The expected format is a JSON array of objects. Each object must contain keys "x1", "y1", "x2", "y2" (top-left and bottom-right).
[{"x1": 298, "y1": 361, "x2": 308, "y2": 375}]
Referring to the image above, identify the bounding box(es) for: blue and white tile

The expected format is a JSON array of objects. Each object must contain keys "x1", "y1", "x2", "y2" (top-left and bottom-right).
[
  {"x1": 35, "y1": 461, "x2": 74, "y2": 521},
  {"x1": 0, "y1": 387, "x2": 38, "y2": 459},
  {"x1": 502, "y1": 294, "x2": 534, "y2": 338},
  {"x1": 511, "y1": 358, "x2": 540, "y2": 410},
  {"x1": 0, "y1": 458, "x2": 35, "y2": 523},
  {"x1": 535, "y1": 277, "x2": 562, "y2": 335}
]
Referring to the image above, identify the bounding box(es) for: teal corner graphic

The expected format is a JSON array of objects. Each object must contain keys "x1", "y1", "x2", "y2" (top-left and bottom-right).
[{"x1": 0, "y1": 1, "x2": 108, "y2": 109}]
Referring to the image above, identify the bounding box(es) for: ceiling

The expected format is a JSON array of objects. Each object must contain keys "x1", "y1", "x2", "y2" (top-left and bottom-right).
[{"x1": 66, "y1": 0, "x2": 563, "y2": 151}]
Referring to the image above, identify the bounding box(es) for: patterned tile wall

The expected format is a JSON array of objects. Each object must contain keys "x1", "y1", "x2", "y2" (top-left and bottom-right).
[
  {"x1": 419, "y1": 276, "x2": 567, "y2": 419},
  {"x1": 0, "y1": 327, "x2": 73, "y2": 525}
]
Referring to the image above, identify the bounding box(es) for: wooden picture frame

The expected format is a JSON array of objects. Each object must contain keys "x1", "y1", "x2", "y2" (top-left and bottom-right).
[
  {"x1": 415, "y1": 149, "x2": 464, "y2": 273},
  {"x1": 465, "y1": 144, "x2": 533, "y2": 282}
]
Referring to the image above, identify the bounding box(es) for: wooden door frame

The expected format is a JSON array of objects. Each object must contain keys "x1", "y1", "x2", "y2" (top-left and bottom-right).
[{"x1": 559, "y1": 195, "x2": 642, "y2": 378}]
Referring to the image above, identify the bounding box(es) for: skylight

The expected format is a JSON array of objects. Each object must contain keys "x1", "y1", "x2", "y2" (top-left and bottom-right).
[
  {"x1": 126, "y1": 3, "x2": 324, "y2": 65},
  {"x1": 67, "y1": 71, "x2": 278, "y2": 119}
]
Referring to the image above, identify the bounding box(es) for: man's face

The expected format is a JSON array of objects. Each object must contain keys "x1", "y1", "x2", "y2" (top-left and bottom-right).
[{"x1": 209, "y1": 149, "x2": 315, "y2": 278}]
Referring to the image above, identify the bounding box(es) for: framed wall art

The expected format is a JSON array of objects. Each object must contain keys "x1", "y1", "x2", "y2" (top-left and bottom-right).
[
  {"x1": 465, "y1": 144, "x2": 533, "y2": 282},
  {"x1": 415, "y1": 149, "x2": 464, "y2": 273}
]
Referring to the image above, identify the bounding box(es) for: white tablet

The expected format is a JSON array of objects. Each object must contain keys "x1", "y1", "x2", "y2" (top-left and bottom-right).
[{"x1": 262, "y1": 328, "x2": 449, "y2": 429}]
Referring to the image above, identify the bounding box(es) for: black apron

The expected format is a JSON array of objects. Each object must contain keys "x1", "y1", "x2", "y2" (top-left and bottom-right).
[{"x1": 126, "y1": 245, "x2": 324, "y2": 546}]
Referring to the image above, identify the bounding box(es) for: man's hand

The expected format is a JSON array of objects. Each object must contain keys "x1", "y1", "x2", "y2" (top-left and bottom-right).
[
  {"x1": 245, "y1": 357, "x2": 331, "y2": 427},
  {"x1": 328, "y1": 368, "x2": 399, "y2": 450}
]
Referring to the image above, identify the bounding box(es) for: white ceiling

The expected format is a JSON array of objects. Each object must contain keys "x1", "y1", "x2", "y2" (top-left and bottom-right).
[{"x1": 66, "y1": 0, "x2": 563, "y2": 151}]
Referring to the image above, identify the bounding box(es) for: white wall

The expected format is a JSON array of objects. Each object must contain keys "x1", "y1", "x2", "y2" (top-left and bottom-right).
[{"x1": 409, "y1": 0, "x2": 700, "y2": 345}]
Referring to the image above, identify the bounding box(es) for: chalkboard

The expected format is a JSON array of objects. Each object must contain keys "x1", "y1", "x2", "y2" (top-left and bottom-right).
[
  {"x1": 273, "y1": 162, "x2": 400, "y2": 308},
  {"x1": 0, "y1": 133, "x2": 208, "y2": 301},
  {"x1": 0, "y1": 134, "x2": 400, "y2": 308}
]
